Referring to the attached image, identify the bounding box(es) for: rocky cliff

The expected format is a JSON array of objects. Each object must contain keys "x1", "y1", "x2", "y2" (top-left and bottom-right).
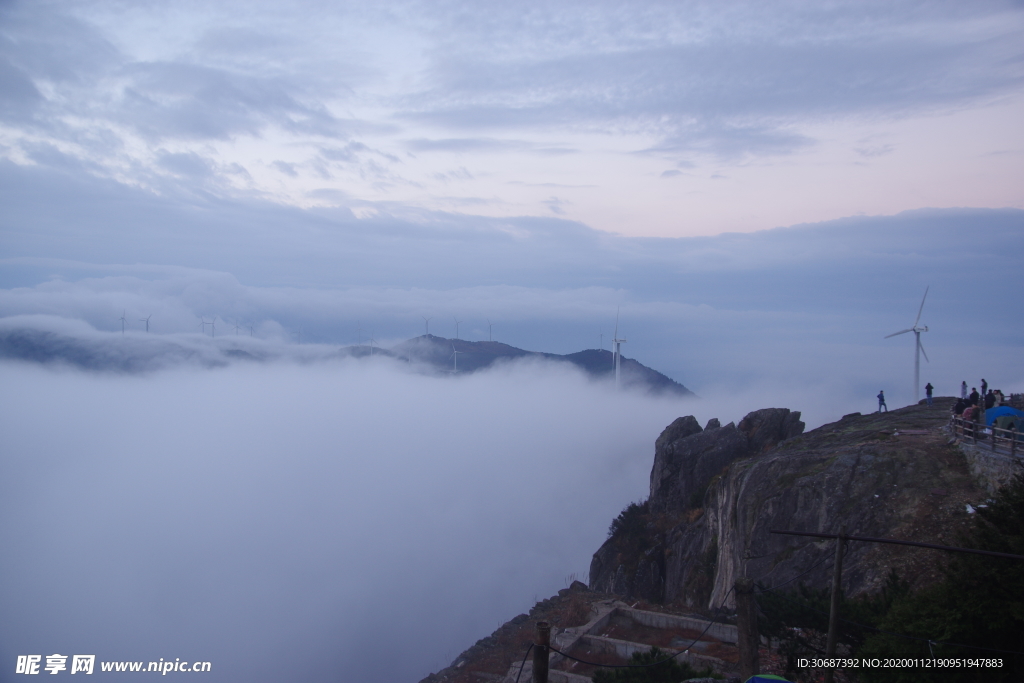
[{"x1": 590, "y1": 399, "x2": 990, "y2": 610}]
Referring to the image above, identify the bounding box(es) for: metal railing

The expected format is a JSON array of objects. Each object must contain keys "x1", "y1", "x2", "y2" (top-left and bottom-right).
[{"x1": 949, "y1": 414, "x2": 1020, "y2": 458}]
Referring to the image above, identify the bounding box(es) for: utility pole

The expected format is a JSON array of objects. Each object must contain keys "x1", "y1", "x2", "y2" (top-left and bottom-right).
[
  {"x1": 532, "y1": 621, "x2": 550, "y2": 683},
  {"x1": 769, "y1": 528, "x2": 1024, "y2": 683},
  {"x1": 735, "y1": 577, "x2": 759, "y2": 680},
  {"x1": 824, "y1": 529, "x2": 846, "y2": 683}
]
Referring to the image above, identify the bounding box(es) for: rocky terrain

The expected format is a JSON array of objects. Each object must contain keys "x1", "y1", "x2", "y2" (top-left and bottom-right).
[
  {"x1": 418, "y1": 398, "x2": 1001, "y2": 682},
  {"x1": 591, "y1": 398, "x2": 990, "y2": 609}
]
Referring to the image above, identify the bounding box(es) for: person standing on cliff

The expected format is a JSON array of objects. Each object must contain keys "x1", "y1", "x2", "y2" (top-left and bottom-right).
[
  {"x1": 961, "y1": 381, "x2": 968, "y2": 399},
  {"x1": 925, "y1": 383, "x2": 934, "y2": 406},
  {"x1": 982, "y1": 378, "x2": 988, "y2": 396},
  {"x1": 878, "y1": 390, "x2": 888, "y2": 412}
]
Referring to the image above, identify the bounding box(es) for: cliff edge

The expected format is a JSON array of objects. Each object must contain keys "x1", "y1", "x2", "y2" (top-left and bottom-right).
[{"x1": 590, "y1": 398, "x2": 990, "y2": 610}]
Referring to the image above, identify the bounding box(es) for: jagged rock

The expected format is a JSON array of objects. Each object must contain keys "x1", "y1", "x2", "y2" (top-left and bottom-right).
[
  {"x1": 595, "y1": 400, "x2": 989, "y2": 614},
  {"x1": 655, "y1": 415, "x2": 703, "y2": 451},
  {"x1": 737, "y1": 407, "x2": 804, "y2": 453},
  {"x1": 649, "y1": 422, "x2": 748, "y2": 513},
  {"x1": 597, "y1": 408, "x2": 805, "y2": 599},
  {"x1": 649, "y1": 408, "x2": 802, "y2": 515}
]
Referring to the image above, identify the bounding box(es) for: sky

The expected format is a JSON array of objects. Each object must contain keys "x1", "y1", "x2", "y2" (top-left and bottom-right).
[
  {"x1": 1, "y1": 1, "x2": 1023, "y2": 681},
  {"x1": 2, "y1": 0, "x2": 1023, "y2": 236}
]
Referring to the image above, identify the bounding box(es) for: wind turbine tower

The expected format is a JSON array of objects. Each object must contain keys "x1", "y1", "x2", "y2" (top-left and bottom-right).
[
  {"x1": 139, "y1": 314, "x2": 152, "y2": 332},
  {"x1": 612, "y1": 309, "x2": 627, "y2": 391},
  {"x1": 454, "y1": 317, "x2": 462, "y2": 340},
  {"x1": 487, "y1": 319, "x2": 494, "y2": 342},
  {"x1": 450, "y1": 344, "x2": 461, "y2": 373},
  {"x1": 884, "y1": 286, "x2": 930, "y2": 402},
  {"x1": 119, "y1": 310, "x2": 128, "y2": 335},
  {"x1": 422, "y1": 316, "x2": 432, "y2": 336},
  {"x1": 210, "y1": 316, "x2": 217, "y2": 338}
]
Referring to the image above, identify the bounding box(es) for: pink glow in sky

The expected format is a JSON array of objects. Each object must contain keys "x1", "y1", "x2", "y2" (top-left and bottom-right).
[{"x1": 2, "y1": 0, "x2": 1022, "y2": 237}]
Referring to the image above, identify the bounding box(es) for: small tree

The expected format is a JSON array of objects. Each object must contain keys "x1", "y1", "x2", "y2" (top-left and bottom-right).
[
  {"x1": 858, "y1": 475, "x2": 1024, "y2": 682},
  {"x1": 591, "y1": 647, "x2": 720, "y2": 683}
]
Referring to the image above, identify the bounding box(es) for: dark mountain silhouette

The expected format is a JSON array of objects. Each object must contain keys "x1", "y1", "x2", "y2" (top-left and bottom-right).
[
  {"x1": 0, "y1": 322, "x2": 694, "y2": 396},
  {"x1": 391, "y1": 335, "x2": 694, "y2": 396}
]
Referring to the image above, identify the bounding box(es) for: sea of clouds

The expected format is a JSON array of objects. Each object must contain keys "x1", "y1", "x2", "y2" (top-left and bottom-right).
[{"x1": 0, "y1": 355, "x2": 697, "y2": 682}]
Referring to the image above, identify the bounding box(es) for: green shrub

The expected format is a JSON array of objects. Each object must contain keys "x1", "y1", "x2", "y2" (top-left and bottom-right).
[{"x1": 591, "y1": 646, "x2": 720, "y2": 683}]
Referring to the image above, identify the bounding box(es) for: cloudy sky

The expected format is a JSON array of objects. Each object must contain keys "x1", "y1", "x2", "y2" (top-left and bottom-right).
[
  {"x1": 3, "y1": 0, "x2": 1023, "y2": 236},
  {"x1": 2, "y1": 1, "x2": 1023, "y2": 681}
]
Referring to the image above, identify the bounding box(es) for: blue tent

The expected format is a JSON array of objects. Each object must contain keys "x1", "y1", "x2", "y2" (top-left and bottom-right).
[
  {"x1": 744, "y1": 676, "x2": 794, "y2": 683},
  {"x1": 986, "y1": 406, "x2": 1024, "y2": 426}
]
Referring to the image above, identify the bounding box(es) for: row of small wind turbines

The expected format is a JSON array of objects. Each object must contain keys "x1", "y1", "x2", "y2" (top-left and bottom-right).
[
  {"x1": 431, "y1": 309, "x2": 628, "y2": 389},
  {"x1": 116, "y1": 311, "x2": 254, "y2": 337},
  {"x1": 420, "y1": 316, "x2": 496, "y2": 342},
  {"x1": 118, "y1": 311, "x2": 153, "y2": 335},
  {"x1": 117, "y1": 295, "x2": 922, "y2": 396}
]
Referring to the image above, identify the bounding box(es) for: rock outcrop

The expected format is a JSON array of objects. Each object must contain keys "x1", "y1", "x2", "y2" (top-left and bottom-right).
[
  {"x1": 648, "y1": 408, "x2": 802, "y2": 514},
  {"x1": 591, "y1": 400, "x2": 990, "y2": 611},
  {"x1": 593, "y1": 408, "x2": 803, "y2": 600}
]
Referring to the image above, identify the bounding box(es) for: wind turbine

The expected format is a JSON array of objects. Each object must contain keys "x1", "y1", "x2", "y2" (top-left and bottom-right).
[
  {"x1": 884, "y1": 286, "x2": 930, "y2": 402},
  {"x1": 199, "y1": 318, "x2": 209, "y2": 335},
  {"x1": 233, "y1": 320, "x2": 241, "y2": 335},
  {"x1": 209, "y1": 316, "x2": 217, "y2": 338},
  {"x1": 453, "y1": 317, "x2": 462, "y2": 340},
  {"x1": 612, "y1": 308, "x2": 627, "y2": 391},
  {"x1": 247, "y1": 323, "x2": 255, "y2": 337},
  {"x1": 119, "y1": 310, "x2": 128, "y2": 335},
  {"x1": 450, "y1": 344, "x2": 461, "y2": 373},
  {"x1": 139, "y1": 314, "x2": 151, "y2": 332},
  {"x1": 487, "y1": 319, "x2": 494, "y2": 342},
  {"x1": 422, "y1": 316, "x2": 432, "y2": 336},
  {"x1": 368, "y1": 330, "x2": 377, "y2": 356}
]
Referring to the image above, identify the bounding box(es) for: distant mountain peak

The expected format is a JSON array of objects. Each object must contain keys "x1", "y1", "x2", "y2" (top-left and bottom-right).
[{"x1": 391, "y1": 335, "x2": 694, "y2": 396}]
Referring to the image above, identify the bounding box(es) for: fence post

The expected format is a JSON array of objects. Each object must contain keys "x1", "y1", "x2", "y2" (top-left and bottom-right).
[
  {"x1": 532, "y1": 621, "x2": 550, "y2": 683},
  {"x1": 824, "y1": 530, "x2": 846, "y2": 683},
  {"x1": 735, "y1": 577, "x2": 759, "y2": 680}
]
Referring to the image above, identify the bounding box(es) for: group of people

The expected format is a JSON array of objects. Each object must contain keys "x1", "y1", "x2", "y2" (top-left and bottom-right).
[
  {"x1": 876, "y1": 380, "x2": 1014, "y2": 415},
  {"x1": 952, "y1": 378, "x2": 1008, "y2": 417}
]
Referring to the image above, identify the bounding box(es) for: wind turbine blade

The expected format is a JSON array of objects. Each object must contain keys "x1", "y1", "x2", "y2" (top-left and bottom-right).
[
  {"x1": 918, "y1": 339, "x2": 930, "y2": 363},
  {"x1": 913, "y1": 286, "x2": 929, "y2": 327},
  {"x1": 884, "y1": 328, "x2": 913, "y2": 339}
]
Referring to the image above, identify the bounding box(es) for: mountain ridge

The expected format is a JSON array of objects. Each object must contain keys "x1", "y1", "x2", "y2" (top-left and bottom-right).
[{"x1": 0, "y1": 319, "x2": 694, "y2": 395}]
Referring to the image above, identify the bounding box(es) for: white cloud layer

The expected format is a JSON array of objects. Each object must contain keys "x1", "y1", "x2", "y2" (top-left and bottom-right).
[{"x1": 1, "y1": 359, "x2": 699, "y2": 682}]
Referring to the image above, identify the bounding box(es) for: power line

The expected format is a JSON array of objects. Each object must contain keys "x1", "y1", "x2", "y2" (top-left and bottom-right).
[
  {"x1": 754, "y1": 583, "x2": 1024, "y2": 657},
  {"x1": 771, "y1": 529, "x2": 1024, "y2": 561}
]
